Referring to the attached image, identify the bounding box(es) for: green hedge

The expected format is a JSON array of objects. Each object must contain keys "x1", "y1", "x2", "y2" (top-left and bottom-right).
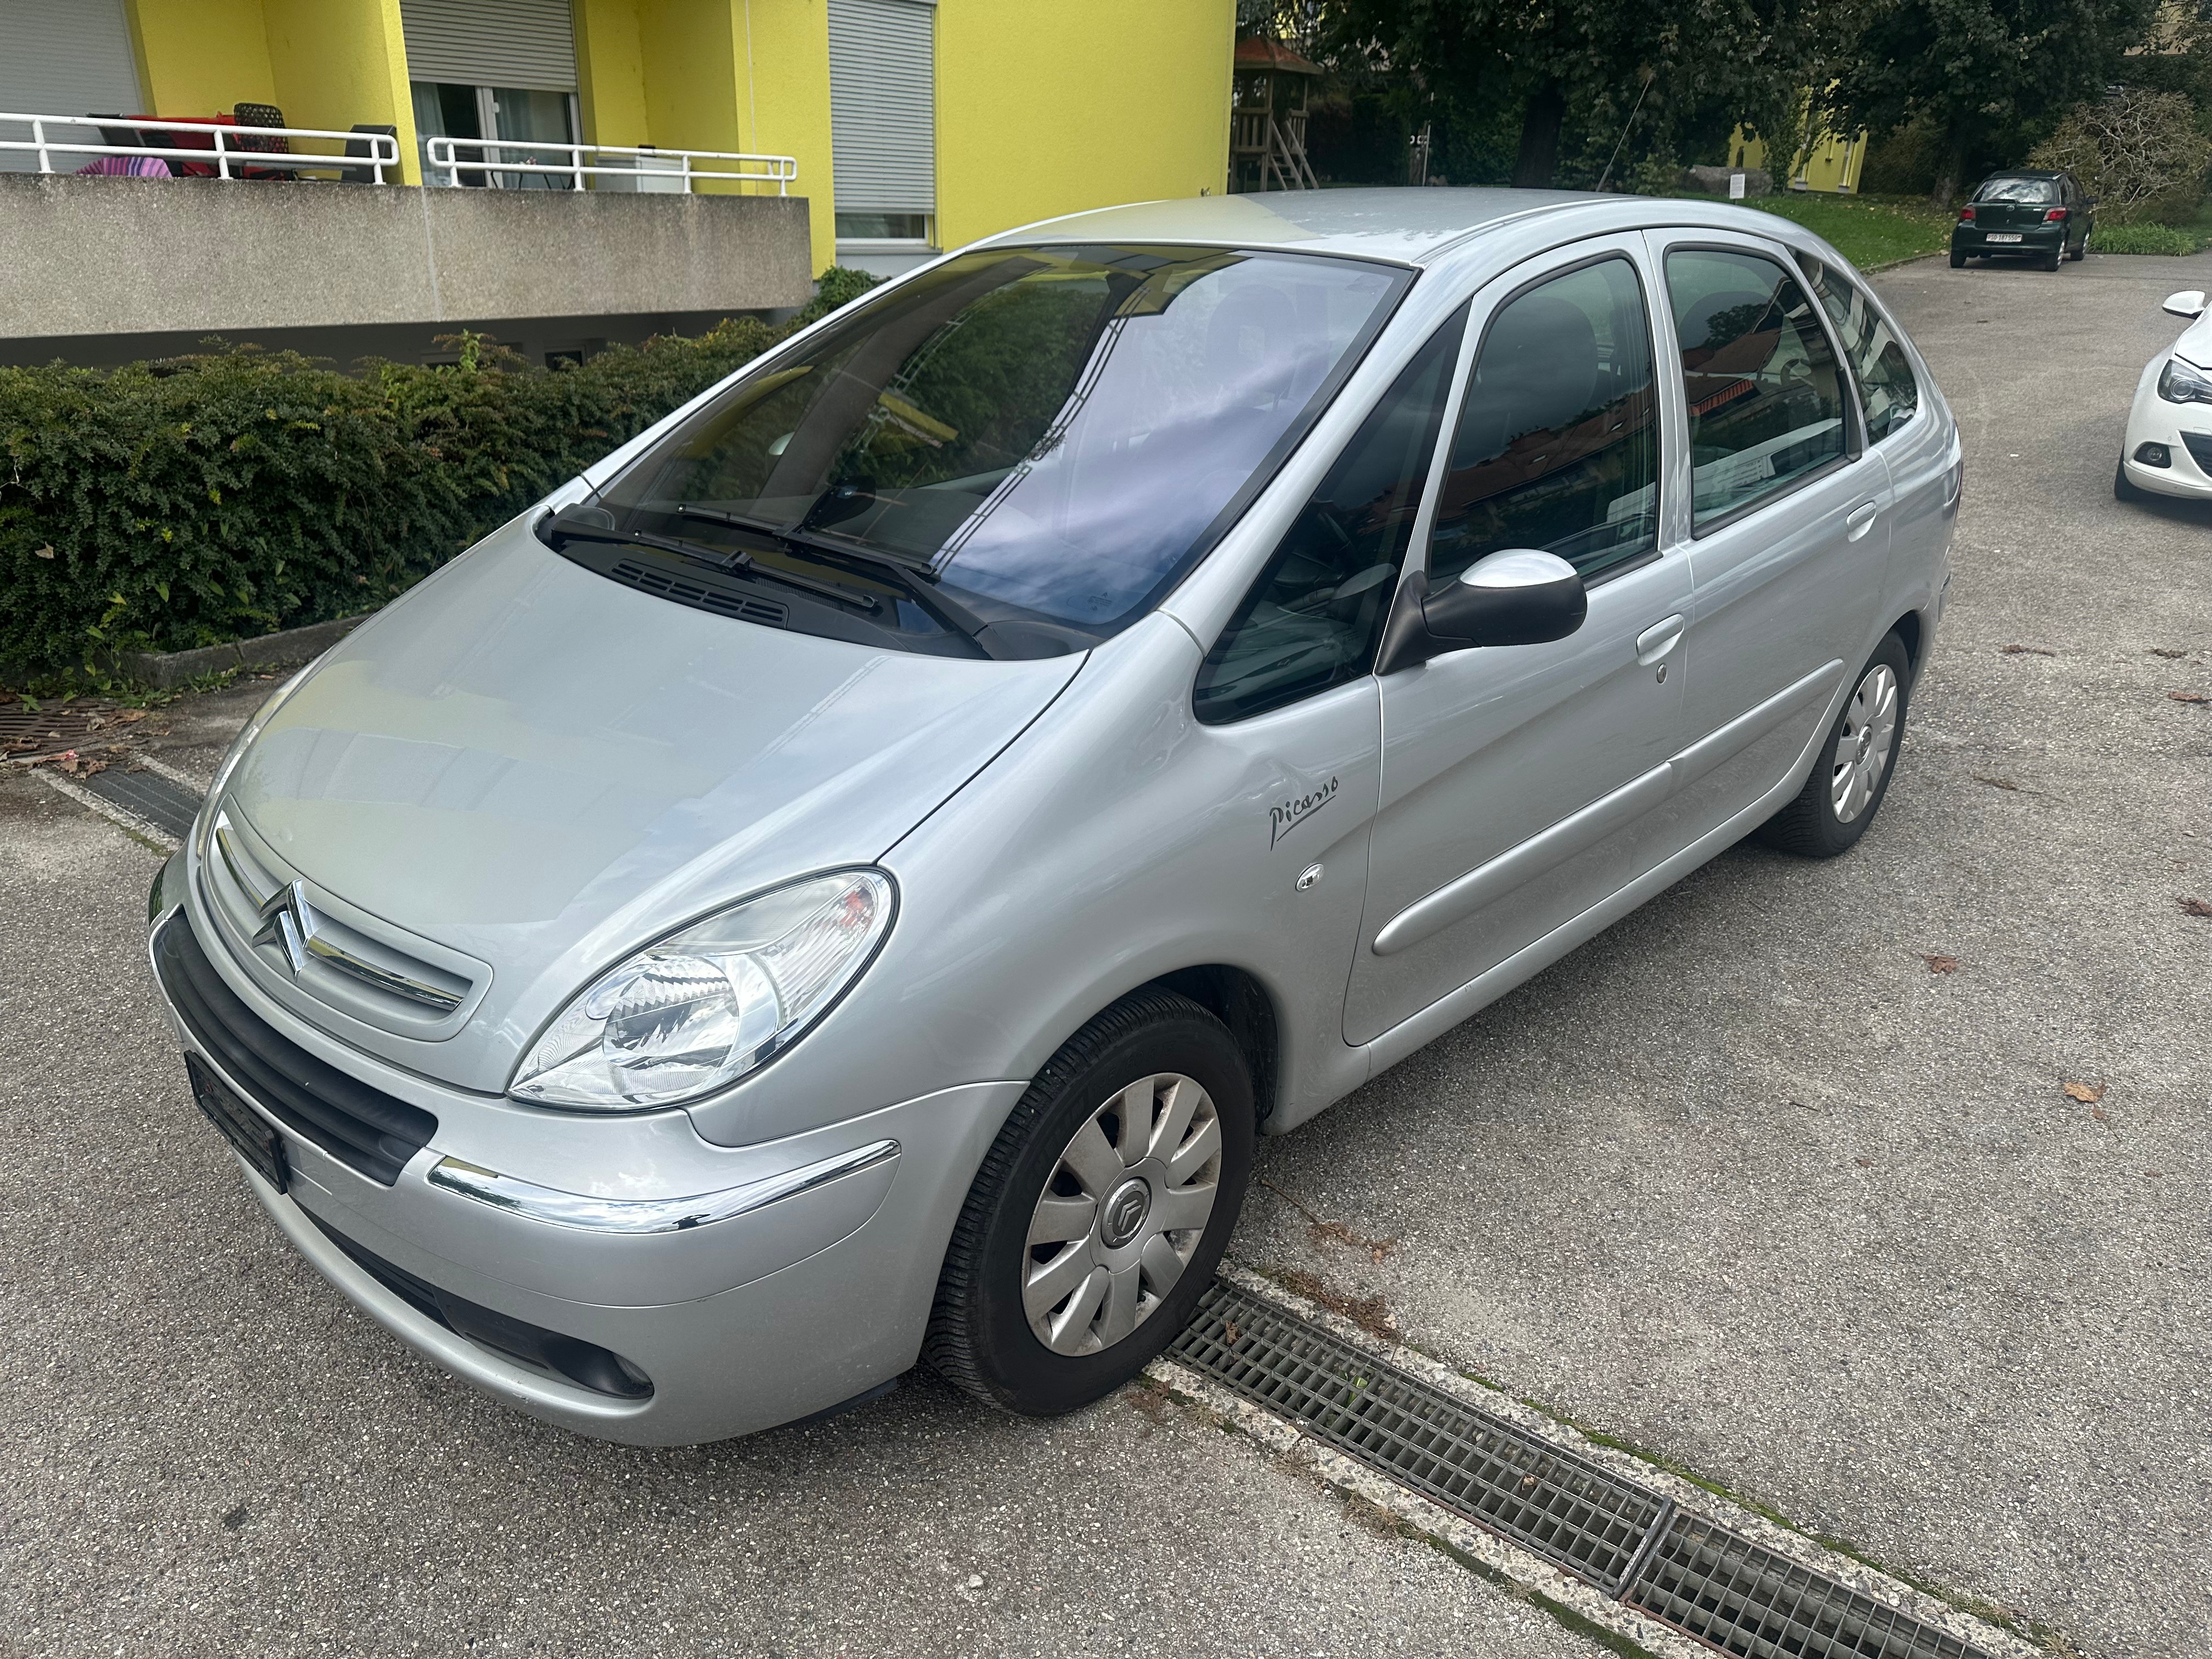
[
  {"x1": 0, "y1": 267, "x2": 879, "y2": 675},
  {"x1": 2091, "y1": 222, "x2": 2209, "y2": 255}
]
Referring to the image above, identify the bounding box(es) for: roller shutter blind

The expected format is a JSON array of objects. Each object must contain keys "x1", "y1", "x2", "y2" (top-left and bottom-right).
[
  {"x1": 828, "y1": 0, "x2": 935, "y2": 215},
  {"x1": 0, "y1": 0, "x2": 145, "y2": 173},
  {"x1": 400, "y1": 0, "x2": 578, "y2": 92}
]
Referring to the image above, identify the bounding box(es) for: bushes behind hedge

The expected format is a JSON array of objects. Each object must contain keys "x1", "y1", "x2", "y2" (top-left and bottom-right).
[{"x1": 0, "y1": 267, "x2": 879, "y2": 674}]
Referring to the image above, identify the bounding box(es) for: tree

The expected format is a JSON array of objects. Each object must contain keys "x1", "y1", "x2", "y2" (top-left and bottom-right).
[
  {"x1": 1316, "y1": 0, "x2": 1830, "y2": 189},
  {"x1": 2030, "y1": 88, "x2": 2212, "y2": 221},
  {"x1": 1819, "y1": 0, "x2": 2162, "y2": 205}
]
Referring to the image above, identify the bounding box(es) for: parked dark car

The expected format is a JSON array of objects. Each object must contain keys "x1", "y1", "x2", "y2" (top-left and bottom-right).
[{"x1": 1950, "y1": 170, "x2": 2094, "y2": 270}]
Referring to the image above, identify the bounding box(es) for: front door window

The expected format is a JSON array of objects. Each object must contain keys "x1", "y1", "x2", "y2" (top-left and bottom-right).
[{"x1": 1429, "y1": 257, "x2": 1661, "y2": 586}]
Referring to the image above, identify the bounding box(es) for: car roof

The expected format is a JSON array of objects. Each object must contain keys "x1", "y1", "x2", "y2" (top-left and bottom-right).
[{"x1": 973, "y1": 187, "x2": 1673, "y2": 268}]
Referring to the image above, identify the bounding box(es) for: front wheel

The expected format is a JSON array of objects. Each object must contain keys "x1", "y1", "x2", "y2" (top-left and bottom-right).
[
  {"x1": 925, "y1": 990, "x2": 1253, "y2": 1416},
  {"x1": 1758, "y1": 634, "x2": 1911, "y2": 858},
  {"x1": 2116, "y1": 459, "x2": 2147, "y2": 502}
]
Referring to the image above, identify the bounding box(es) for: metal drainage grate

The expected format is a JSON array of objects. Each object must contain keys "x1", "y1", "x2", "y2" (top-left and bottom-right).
[
  {"x1": 1167, "y1": 1280, "x2": 1995, "y2": 1659},
  {"x1": 77, "y1": 765, "x2": 204, "y2": 839},
  {"x1": 1623, "y1": 1513, "x2": 1987, "y2": 1659},
  {"x1": 1171, "y1": 1282, "x2": 1663, "y2": 1590}
]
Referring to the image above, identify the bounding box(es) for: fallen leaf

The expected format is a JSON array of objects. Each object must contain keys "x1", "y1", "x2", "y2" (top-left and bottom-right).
[
  {"x1": 2167, "y1": 691, "x2": 2210, "y2": 705},
  {"x1": 2179, "y1": 897, "x2": 2212, "y2": 918},
  {"x1": 1973, "y1": 775, "x2": 2021, "y2": 792},
  {"x1": 2151, "y1": 648, "x2": 2187, "y2": 659},
  {"x1": 1917, "y1": 953, "x2": 1960, "y2": 973},
  {"x1": 1222, "y1": 1321, "x2": 1241, "y2": 1346},
  {"x1": 2062, "y1": 1081, "x2": 2104, "y2": 1104},
  {"x1": 114, "y1": 709, "x2": 148, "y2": 724},
  {"x1": 1854, "y1": 1157, "x2": 1874, "y2": 1168},
  {"x1": 2091, "y1": 1108, "x2": 2109, "y2": 1122},
  {"x1": 1999, "y1": 644, "x2": 2057, "y2": 656}
]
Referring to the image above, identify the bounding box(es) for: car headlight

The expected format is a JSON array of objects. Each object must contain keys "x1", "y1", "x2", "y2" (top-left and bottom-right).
[
  {"x1": 510, "y1": 869, "x2": 895, "y2": 1111},
  {"x1": 2157, "y1": 356, "x2": 2212, "y2": 404}
]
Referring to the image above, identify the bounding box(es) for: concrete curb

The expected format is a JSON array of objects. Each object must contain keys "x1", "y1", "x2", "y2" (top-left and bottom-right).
[{"x1": 109, "y1": 613, "x2": 369, "y2": 691}]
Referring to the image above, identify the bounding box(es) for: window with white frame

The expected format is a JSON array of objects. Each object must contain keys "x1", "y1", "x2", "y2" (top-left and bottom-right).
[
  {"x1": 828, "y1": 0, "x2": 936, "y2": 249},
  {"x1": 402, "y1": 0, "x2": 580, "y2": 188}
]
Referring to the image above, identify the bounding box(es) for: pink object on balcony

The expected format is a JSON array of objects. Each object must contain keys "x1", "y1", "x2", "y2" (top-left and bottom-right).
[{"x1": 76, "y1": 154, "x2": 173, "y2": 177}]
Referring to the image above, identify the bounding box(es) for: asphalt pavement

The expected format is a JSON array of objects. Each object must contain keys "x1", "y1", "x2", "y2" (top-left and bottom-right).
[{"x1": 3, "y1": 245, "x2": 2205, "y2": 1658}]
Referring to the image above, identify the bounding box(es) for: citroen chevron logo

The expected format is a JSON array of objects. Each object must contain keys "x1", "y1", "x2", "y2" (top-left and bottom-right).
[{"x1": 251, "y1": 880, "x2": 318, "y2": 977}]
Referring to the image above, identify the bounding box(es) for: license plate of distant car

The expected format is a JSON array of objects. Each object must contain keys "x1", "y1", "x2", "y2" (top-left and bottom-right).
[{"x1": 1987, "y1": 233, "x2": 2023, "y2": 242}]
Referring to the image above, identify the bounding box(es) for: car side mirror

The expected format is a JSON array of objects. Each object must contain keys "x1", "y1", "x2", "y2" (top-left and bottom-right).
[
  {"x1": 2164, "y1": 290, "x2": 2206, "y2": 320},
  {"x1": 1376, "y1": 549, "x2": 1587, "y2": 675}
]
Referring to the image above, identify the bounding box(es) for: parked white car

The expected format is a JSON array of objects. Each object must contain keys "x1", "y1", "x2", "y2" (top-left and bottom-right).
[{"x1": 2117, "y1": 289, "x2": 2212, "y2": 501}]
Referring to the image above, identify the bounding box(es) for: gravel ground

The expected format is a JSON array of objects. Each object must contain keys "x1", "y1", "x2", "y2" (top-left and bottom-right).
[{"x1": 4, "y1": 247, "x2": 2203, "y2": 1659}]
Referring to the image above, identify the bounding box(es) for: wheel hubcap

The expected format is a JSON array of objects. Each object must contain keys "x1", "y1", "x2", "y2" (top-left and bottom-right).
[
  {"x1": 1830, "y1": 663, "x2": 1899, "y2": 825},
  {"x1": 1023, "y1": 1073, "x2": 1221, "y2": 1357}
]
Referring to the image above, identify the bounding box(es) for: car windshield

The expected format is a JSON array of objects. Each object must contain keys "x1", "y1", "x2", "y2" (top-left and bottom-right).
[
  {"x1": 585, "y1": 244, "x2": 1409, "y2": 657},
  {"x1": 1976, "y1": 178, "x2": 2059, "y2": 204}
]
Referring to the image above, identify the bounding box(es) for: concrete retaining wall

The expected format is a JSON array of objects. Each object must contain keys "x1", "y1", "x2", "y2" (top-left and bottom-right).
[{"x1": 0, "y1": 176, "x2": 814, "y2": 340}]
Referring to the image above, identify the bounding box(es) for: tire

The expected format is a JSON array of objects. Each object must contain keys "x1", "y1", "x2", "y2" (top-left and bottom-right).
[
  {"x1": 1757, "y1": 634, "x2": 1912, "y2": 859},
  {"x1": 2116, "y1": 459, "x2": 2147, "y2": 502},
  {"x1": 2042, "y1": 242, "x2": 2064, "y2": 272},
  {"x1": 1948, "y1": 250, "x2": 1968, "y2": 269},
  {"x1": 925, "y1": 989, "x2": 1254, "y2": 1417},
  {"x1": 2068, "y1": 235, "x2": 2087, "y2": 261}
]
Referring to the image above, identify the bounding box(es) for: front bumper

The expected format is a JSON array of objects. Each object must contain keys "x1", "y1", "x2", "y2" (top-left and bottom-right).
[
  {"x1": 2121, "y1": 380, "x2": 2212, "y2": 499},
  {"x1": 148, "y1": 862, "x2": 1020, "y2": 1444}
]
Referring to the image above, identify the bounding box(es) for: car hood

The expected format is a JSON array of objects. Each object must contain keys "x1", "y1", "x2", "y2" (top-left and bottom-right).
[
  {"x1": 216, "y1": 519, "x2": 1083, "y2": 1090},
  {"x1": 2174, "y1": 317, "x2": 2212, "y2": 371}
]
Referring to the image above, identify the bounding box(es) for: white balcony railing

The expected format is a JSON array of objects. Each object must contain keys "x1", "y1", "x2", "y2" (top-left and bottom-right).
[
  {"x1": 0, "y1": 112, "x2": 400, "y2": 181},
  {"x1": 422, "y1": 137, "x2": 796, "y2": 194}
]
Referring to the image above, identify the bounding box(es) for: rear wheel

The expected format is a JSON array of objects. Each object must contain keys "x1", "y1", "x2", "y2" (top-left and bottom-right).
[
  {"x1": 1758, "y1": 634, "x2": 1911, "y2": 859},
  {"x1": 1949, "y1": 250, "x2": 1968, "y2": 269},
  {"x1": 2042, "y1": 241, "x2": 2065, "y2": 272},
  {"x1": 926, "y1": 990, "x2": 1253, "y2": 1416}
]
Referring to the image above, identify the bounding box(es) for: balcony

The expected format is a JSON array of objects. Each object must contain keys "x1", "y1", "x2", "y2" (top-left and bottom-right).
[{"x1": 0, "y1": 115, "x2": 814, "y2": 368}]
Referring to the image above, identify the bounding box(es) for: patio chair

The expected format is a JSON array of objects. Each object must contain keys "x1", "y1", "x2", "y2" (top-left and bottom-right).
[
  {"x1": 334, "y1": 123, "x2": 399, "y2": 185},
  {"x1": 233, "y1": 102, "x2": 298, "y2": 180}
]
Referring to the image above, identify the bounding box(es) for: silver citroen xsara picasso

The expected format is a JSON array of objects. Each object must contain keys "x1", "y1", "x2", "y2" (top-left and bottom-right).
[{"x1": 149, "y1": 190, "x2": 1959, "y2": 1444}]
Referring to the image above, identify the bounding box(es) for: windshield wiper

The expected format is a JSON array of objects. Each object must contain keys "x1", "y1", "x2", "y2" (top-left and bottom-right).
[
  {"x1": 674, "y1": 505, "x2": 1001, "y2": 653},
  {"x1": 543, "y1": 509, "x2": 880, "y2": 613}
]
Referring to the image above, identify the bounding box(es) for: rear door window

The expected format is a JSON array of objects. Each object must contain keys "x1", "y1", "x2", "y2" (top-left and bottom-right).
[
  {"x1": 1664, "y1": 247, "x2": 1848, "y2": 531},
  {"x1": 1427, "y1": 255, "x2": 1661, "y2": 585},
  {"x1": 1800, "y1": 259, "x2": 1921, "y2": 443}
]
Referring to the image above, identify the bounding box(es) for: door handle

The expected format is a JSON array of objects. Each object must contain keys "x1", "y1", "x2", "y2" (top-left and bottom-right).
[
  {"x1": 1634, "y1": 614, "x2": 1685, "y2": 665},
  {"x1": 1846, "y1": 501, "x2": 1880, "y2": 540}
]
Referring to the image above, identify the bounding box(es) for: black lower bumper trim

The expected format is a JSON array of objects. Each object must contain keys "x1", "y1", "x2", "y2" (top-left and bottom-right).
[{"x1": 303, "y1": 1209, "x2": 653, "y2": 1400}]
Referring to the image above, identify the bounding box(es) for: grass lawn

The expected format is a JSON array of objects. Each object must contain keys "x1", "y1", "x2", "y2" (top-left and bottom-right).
[{"x1": 1716, "y1": 191, "x2": 1957, "y2": 269}]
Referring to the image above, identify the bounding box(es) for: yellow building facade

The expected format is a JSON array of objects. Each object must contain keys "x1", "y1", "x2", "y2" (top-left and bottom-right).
[
  {"x1": 102, "y1": 0, "x2": 1233, "y2": 276},
  {"x1": 1730, "y1": 124, "x2": 1867, "y2": 195}
]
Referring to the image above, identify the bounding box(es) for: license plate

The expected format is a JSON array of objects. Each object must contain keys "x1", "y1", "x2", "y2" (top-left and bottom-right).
[
  {"x1": 1986, "y1": 233, "x2": 2023, "y2": 243},
  {"x1": 187, "y1": 1056, "x2": 288, "y2": 1191}
]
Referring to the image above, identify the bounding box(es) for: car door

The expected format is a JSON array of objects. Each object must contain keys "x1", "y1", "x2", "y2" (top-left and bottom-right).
[
  {"x1": 1346, "y1": 238, "x2": 1691, "y2": 1047},
  {"x1": 1645, "y1": 233, "x2": 1892, "y2": 851}
]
